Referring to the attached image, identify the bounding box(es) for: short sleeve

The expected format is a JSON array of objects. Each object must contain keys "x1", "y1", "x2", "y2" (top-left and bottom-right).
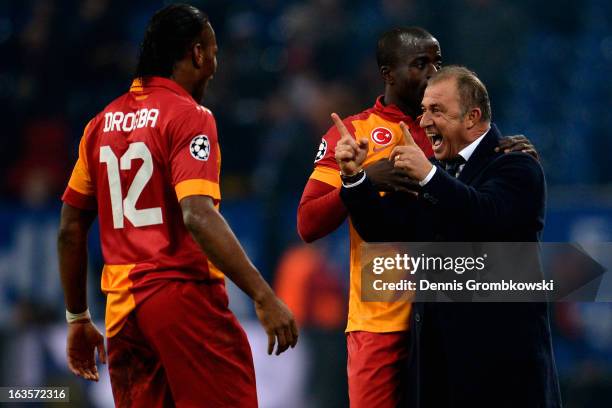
[
  {"x1": 62, "y1": 121, "x2": 97, "y2": 210},
  {"x1": 309, "y1": 119, "x2": 357, "y2": 189},
  {"x1": 168, "y1": 107, "x2": 221, "y2": 202}
]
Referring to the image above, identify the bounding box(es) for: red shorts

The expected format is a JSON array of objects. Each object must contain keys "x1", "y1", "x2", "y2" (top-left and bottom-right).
[
  {"x1": 346, "y1": 331, "x2": 411, "y2": 408},
  {"x1": 107, "y1": 280, "x2": 257, "y2": 408}
]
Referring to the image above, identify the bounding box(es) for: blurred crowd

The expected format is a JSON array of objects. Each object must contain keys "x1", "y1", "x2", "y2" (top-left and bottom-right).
[
  {"x1": 1, "y1": 0, "x2": 611, "y2": 406},
  {"x1": 2, "y1": 0, "x2": 612, "y2": 207}
]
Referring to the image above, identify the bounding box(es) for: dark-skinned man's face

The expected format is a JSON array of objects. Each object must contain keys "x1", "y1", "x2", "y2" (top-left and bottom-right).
[
  {"x1": 388, "y1": 38, "x2": 442, "y2": 111},
  {"x1": 193, "y1": 22, "x2": 218, "y2": 102}
]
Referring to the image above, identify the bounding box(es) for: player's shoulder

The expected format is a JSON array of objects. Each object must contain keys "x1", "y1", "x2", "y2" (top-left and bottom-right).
[
  {"x1": 163, "y1": 102, "x2": 218, "y2": 152},
  {"x1": 169, "y1": 99, "x2": 215, "y2": 126},
  {"x1": 189, "y1": 104, "x2": 215, "y2": 122},
  {"x1": 322, "y1": 106, "x2": 374, "y2": 141},
  {"x1": 169, "y1": 105, "x2": 215, "y2": 148},
  {"x1": 346, "y1": 105, "x2": 377, "y2": 122}
]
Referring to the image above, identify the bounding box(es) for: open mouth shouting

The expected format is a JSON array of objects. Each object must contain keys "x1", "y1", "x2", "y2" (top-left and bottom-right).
[{"x1": 429, "y1": 133, "x2": 443, "y2": 150}]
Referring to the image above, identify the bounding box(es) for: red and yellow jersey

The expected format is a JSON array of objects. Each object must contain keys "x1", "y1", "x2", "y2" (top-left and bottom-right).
[
  {"x1": 309, "y1": 96, "x2": 433, "y2": 333},
  {"x1": 62, "y1": 77, "x2": 224, "y2": 337}
]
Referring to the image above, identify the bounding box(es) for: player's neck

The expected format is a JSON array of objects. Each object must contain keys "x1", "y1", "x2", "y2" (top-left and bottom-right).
[
  {"x1": 170, "y1": 65, "x2": 199, "y2": 100},
  {"x1": 383, "y1": 93, "x2": 419, "y2": 120}
]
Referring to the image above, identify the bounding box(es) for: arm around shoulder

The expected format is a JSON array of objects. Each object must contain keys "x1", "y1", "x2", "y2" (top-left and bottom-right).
[{"x1": 421, "y1": 153, "x2": 545, "y2": 232}]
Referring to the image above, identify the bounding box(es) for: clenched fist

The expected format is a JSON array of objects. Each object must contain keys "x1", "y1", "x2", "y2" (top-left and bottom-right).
[
  {"x1": 332, "y1": 113, "x2": 369, "y2": 176},
  {"x1": 391, "y1": 121, "x2": 433, "y2": 181}
]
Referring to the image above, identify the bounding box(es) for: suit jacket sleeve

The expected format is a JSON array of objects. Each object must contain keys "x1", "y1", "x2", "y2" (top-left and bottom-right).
[
  {"x1": 339, "y1": 176, "x2": 421, "y2": 242},
  {"x1": 420, "y1": 153, "x2": 545, "y2": 233}
]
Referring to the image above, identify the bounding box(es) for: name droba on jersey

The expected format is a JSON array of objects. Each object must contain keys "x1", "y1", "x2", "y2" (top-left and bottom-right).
[{"x1": 103, "y1": 108, "x2": 160, "y2": 133}]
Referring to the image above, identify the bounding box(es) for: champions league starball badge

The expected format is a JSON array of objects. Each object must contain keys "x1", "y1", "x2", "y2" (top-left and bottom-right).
[
  {"x1": 314, "y1": 139, "x2": 327, "y2": 162},
  {"x1": 190, "y1": 135, "x2": 211, "y2": 161}
]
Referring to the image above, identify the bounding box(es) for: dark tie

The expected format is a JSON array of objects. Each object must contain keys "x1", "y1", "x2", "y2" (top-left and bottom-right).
[{"x1": 444, "y1": 156, "x2": 466, "y2": 177}]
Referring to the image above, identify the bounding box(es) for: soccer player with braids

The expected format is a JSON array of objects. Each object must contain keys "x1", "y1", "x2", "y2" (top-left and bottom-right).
[{"x1": 58, "y1": 4, "x2": 297, "y2": 407}]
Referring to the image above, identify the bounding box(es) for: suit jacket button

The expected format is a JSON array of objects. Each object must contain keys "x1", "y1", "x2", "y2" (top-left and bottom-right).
[
  {"x1": 423, "y1": 193, "x2": 430, "y2": 198},
  {"x1": 415, "y1": 313, "x2": 421, "y2": 322}
]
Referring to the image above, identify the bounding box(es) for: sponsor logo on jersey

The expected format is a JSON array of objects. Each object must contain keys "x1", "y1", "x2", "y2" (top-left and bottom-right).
[
  {"x1": 190, "y1": 135, "x2": 211, "y2": 161},
  {"x1": 373, "y1": 145, "x2": 392, "y2": 153},
  {"x1": 314, "y1": 138, "x2": 327, "y2": 162},
  {"x1": 370, "y1": 127, "x2": 393, "y2": 146}
]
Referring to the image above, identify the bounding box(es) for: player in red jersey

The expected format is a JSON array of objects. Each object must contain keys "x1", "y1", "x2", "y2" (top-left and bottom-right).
[
  {"x1": 298, "y1": 27, "x2": 537, "y2": 408},
  {"x1": 57, "y1": 4, "x2": 297, "y2": 407}
]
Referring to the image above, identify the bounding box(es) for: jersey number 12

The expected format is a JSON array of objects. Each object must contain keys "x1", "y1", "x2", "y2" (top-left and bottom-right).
[{"x1": 100, "y1": 142, "x2": 163, "y2": 229}]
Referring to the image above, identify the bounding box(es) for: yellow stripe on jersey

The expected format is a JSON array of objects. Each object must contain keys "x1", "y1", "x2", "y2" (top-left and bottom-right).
[
  {"x1": 67, "y1": 121, "x2": 94, "y2": 196},
  {"x1": 207, "y1": 260, "x2": 226, "y2": 280},
  {"x1": 67, "y1": 160, "x2": 93, "y2": 196},
  {"x1": 101, "y1": 263, "x2": 136, "y2": 338},
  {"x1": 175, "y1": 178, "x2": 221, "y2": 201},
  {"x1": 310, "y1": 166, "x2": 341, "y2": 188},
  {"x1": 130, "y1": 78, "x2": 144, "y2": 92},
  {"x1": 346, "y1": 223, "x2": 411, "y2": 332}
]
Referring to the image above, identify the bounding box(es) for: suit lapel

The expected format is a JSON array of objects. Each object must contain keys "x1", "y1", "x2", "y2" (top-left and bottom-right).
[{"x1": 457, "y1": 124, "x2": 502, "y2": 184}]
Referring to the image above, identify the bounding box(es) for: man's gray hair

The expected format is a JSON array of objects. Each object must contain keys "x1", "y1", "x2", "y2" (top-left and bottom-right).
[{"x1": 428, "y1": 65, "x2": 492, "y2": 122}]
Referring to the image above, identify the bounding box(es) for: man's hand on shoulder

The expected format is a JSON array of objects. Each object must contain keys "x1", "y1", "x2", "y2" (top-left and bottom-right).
[
  {"x1": 496, "y1": 134, "x2": 539, "y2": 161},
  {"x1": 332, "y1": 113, "x2": 368, "y2": 176}
]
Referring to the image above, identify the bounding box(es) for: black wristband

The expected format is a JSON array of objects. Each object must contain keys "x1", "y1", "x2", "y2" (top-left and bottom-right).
[{"x1": 340, "y1": 169, "x2": 365, "y2": 184}]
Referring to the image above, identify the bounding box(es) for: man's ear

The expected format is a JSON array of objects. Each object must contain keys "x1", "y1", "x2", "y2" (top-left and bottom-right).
[
  {"x1": 191, "y1": 42, "x2": 204, "y2": 69},
  {"x1": 465, "y1": 107, "x2": 482, "y2": 128},
  {"x1": 380, "y1": 66, "x2": 393, "y2": 85}
]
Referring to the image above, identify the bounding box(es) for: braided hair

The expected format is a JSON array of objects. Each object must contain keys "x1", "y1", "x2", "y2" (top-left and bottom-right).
[{"x1": 135, "y1": 4, "x2": 209, "y2": 78}]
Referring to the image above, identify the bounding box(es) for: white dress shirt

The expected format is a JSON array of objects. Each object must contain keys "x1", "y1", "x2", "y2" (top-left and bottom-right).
[{"x1": 419, "y1": 127, "x2": 490, "y2": 186}]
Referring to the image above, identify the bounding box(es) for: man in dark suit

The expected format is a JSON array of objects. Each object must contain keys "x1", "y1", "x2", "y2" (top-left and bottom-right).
[{"x1": 333, "y1": 66, "x2": 562, "y2": 407}]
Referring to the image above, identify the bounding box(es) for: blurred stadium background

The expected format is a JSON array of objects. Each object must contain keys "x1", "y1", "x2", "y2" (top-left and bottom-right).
[{"x1": 1, "y1": 0, "x2": 611, "y2": 406}]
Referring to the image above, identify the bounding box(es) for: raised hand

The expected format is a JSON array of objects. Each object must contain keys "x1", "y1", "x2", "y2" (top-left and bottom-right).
[
  {"x1": 390, "y1": 122, "x2": 433, "y2": 181},
  {"x1": 332, "y1": 113, "x2": 368, "y2": 176},
  {"x1": 496, "y1": 134, "x2": 539, "y2": 161},
  {"x1": 255, "y1": 292, "x2": 299, "y2": 356},
  {"x1": 66, "y1": 320, "x2": 106, "y2": 382}
]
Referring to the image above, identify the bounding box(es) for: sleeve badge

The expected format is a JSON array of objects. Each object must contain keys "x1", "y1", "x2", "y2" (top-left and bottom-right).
[
  {"x1": 314, "y1": 138, "x2": 327, "y2": 163},
  {"x1": 190, "y1": 135, "x2": 211, "y2": 161}
]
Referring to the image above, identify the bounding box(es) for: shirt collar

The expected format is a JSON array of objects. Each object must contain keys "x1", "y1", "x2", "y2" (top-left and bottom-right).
[
  {"x1": 373, "y1": 95, "x2": 418, "y2": 125},
  {"x1": 130, "y1": 76, "x2": 195, "y2": 101},
  {"x1": 458, "y1": 126, "x2": 490, "y2": 163}
]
